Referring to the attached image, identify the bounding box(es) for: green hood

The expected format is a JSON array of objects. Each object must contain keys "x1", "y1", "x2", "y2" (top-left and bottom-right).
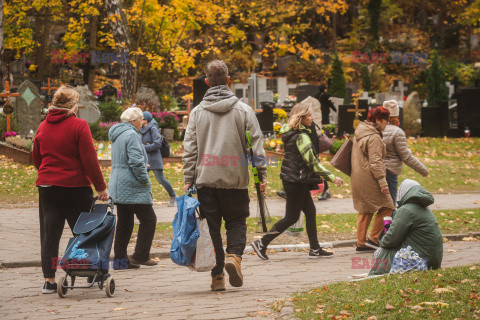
[
  {"x1": 279, "y1": 124, "x2": 310, "y2": 134},
  {"x1": 398, "y1": 185, "x2": 434, "y2": 208}
]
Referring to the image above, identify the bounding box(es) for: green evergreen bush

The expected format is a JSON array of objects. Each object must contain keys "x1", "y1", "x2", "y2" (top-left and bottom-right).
[
  {"x1": 328, "y1": 55, "x2": 347, "y2": 99},
  {"x1": 426, "y1": 51, "x2": 448, "y2": 107},
  {"x1": 98, "y1": 98, "x2": 122, "y2": 122}
]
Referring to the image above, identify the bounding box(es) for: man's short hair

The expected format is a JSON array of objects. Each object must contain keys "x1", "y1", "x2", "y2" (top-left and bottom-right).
[{"x1": 205, "y1": 60, "x2": 229, "y2": 87}]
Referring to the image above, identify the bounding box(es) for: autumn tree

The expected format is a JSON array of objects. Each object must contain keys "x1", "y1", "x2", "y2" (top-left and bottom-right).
[{"x1": 0, "y1": 0, "x2": 4, "y2": 85}]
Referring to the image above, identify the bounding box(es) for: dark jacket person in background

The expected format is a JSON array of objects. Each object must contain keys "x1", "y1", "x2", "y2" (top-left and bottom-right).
[{"x1": 33, "y1": 86, "x2": 109, "y2": 294}]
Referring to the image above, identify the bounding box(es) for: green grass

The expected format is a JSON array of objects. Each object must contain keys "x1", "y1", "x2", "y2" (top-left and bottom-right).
[
  {"x1": 0, "y1": 137, "x2": 478, "y2": 204},
  {"x1": 137, "y1": 209, "x2": 480, "y2": 246},
  {"x1": 289, "y1": 263, "x2": 480, "y2": 319}
]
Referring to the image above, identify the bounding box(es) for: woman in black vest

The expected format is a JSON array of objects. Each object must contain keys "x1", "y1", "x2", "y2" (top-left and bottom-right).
[{"x1": 251, "y1": 102, "x2": 343, "y2": 260}]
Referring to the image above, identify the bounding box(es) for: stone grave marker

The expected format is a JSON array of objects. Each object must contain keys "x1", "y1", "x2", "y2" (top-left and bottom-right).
[
  {"x1": 75, "y1": 85, "x2": 101, "y2": 124},
  {"x1": 15, "y1": 80, "x2": 42, "y2": 135},
  {"x1": 258, "y1": 90, "x2": 274, "y2": 104},
  {"x1": 98, "y1": 84, "x2": 118, "y2": 102},
  {"x1": 193, "y1": 75, "x2": 209, "y2": 109},
  {"x1": 337, "y1": 103, "x2": 368, "y2": 135},
  {"x1": 291, "y1": 85, "x2": 320, "y2": 103},
  {"x1": 375, "y1": 92, "x2": 386, "y2": 105},
  {"x1": 329, "y1": 97, "x2": 344, "y2": 124},
  {"x1": 135, "y1": 86, "x2": 161, "y2": 110}
]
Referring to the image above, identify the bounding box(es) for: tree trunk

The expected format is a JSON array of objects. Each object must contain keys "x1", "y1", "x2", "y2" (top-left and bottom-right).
[
  {"x1": 0, "y1": 0, "x2": 5, "y2": 86},
  {"x1": 332, "y1": 12, "x2": 337, "y2": 53},
  {"x1": 87, "y1": 14, "x2": 99, "y2": 91},
  {"x1": 37, "y1": 8, "x2": 51, "y2": 80},
  {"x1": 103, "y1": 0, "x2": 134, "y2": 100}
]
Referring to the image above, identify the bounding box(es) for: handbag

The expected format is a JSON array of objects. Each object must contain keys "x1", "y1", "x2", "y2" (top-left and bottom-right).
[
  {"x1": 331, "y1": 138, "x2": 353, "y2": 176},
  {"x1": 315, "y1": 123, "x2": 333, "y2": 153},
  {"x1": 160, "y1": 136, "x2": 171, "y2": 158},
  {"x1": 188, "y1": 212, "x2": 216, "y2": 272}
]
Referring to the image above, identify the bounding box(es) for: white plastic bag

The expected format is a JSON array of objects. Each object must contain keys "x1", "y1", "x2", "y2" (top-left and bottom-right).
[{"x1": 188, "y1": 216, "x2": 216, "y2": 272}]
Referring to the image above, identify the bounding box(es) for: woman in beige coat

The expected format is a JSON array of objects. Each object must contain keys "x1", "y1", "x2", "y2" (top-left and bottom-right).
[
  {"x1": 382, "y1": 100, "x2": 429, "y2": 210},
  {"x1": 351, "y1": 106, "x2": 395, "y2": 251}
]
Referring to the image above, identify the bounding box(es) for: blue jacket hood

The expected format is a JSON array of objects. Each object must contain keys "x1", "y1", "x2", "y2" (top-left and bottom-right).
[
  {"x1": 109, "y1": 122, "x2": 137, "y2": 142},
  {"x1": 140, "y1": 118, "x2": 158, "y2": 134}
]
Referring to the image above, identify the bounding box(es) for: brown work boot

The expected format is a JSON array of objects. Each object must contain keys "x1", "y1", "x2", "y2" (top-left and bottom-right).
[
  {"x1": 225, "y1": 254, "x2": 243, "y2": 287},
  {"x1": 210, "y1": 274, "x2": 226, "y2": 291}
]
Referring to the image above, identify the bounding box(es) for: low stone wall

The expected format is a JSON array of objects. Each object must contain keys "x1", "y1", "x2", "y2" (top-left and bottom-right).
[{"x1": 0, "y1": 143, "x2": 33, "y2": 165}]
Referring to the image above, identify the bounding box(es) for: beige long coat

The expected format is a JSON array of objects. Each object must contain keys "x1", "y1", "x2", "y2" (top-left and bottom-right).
[{"x1": 351, "y1": 121, "x2": 395, "y2": 213}]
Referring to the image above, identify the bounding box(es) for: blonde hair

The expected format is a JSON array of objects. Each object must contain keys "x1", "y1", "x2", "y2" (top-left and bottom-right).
[
  {"x1": 287, "y1": 101, "x2": 311, "y2": 130},
  {"x1": 120, "y1": 107, "x2": 144, "y2": 123},
  {"x1": 50, "y1": 86, "x2": 80, "y2": 113}
]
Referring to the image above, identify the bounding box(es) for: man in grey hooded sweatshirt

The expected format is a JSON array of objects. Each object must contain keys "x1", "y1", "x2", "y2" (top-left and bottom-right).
[{"x1": 183, "y1": 60, "x2": 267, "y2": 291}]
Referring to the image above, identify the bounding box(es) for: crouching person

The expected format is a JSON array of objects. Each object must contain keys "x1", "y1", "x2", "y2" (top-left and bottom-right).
[{"x1": 369, "y1": 179, "x2": 443, "y2": 276}]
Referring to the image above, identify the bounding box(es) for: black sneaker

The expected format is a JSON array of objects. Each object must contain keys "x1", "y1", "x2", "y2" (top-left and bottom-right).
[
  {"x1": 276, "y1": 190, "x2": 287, "y2": 200},
  {"x1": 356, "y1": 245, "x2": 376, "y2": 252},
  {"x1": 308, "y1": 248, "x2": 333, "y2": 258},
  {"x1": 318, "y1": 191, "x2": 331, "y2": 201},
  {"x1": 42, "y1": 281, "x2": 57, "y2": 294},
  {"x1": 365, "y1": 239, "x2": 379, "y2": 250},
  {"x1": 251, "y1": 239, "x2": 269, "y2": 260}
]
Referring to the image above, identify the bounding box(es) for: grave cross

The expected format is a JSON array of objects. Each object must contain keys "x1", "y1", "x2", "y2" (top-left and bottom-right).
[
  {"x1": 347, "y1": 101, "x2": 367, "y2": 129},
  {"x1": 41, "y1": 78, "x2": 59, "y2": 106},
  {"x1": 347, "y1": 101, "x2": 367, "y2": 115},
  {"x1": 0, "y1": 81, "x2": 20, "y2": 132}
]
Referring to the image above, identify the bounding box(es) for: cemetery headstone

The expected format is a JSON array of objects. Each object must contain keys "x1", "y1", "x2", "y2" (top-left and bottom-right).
[
  {"x1": 98, "y1": 84, "x2": 118, "y2": 102},
  {"x1": 10, "y1": 59, "x2": 26, "y2": 87},
  {"x1": 337, "y1": 104, "x2": 368, "y2": 135},
  {"x1": 421, "y1": 103, "x2": 448, "y2": 137},
  {"x1": 344, "y1": 87, "x2": 353, "y2": 105},
  {"x1": 256, "y1": 101, "x2": 274, "y2": 132},
  {"x1": 15, "y1": 80, "x2": 42, "y2": 135},
  {"x1": 40, "y1": 78, "x2": 59, "y2": 106},
  {"x1": 455, "y1": 86, "x2": 480, "y2": 137},
  {"x1": 291, "y1": 85, "x2": 320, "y2": 103},
  {"x1": 135, "y1": 86, "x2": 161, "y2": 110},
  {"x1": 375, "y1": 92, "x2": 386, "y2": 105},
  {"x1": 258, "y1": 91, "x2": 274, "y2": 104},
  {"x1": 302, "y1": 96, "x2": 322, "y2": 130},
  {"x1": 329, "y1": 97, "x2": 344, "y2": 124},
  {"x1": 75, "y1": 85, "x2": 101, "y2": 124},
  {"x1": 193, "y1": 75, "x2": 209, "y2": 108},
  {"x1": 277, "y1": 55, "x2": 297, "y2": 74},
  {"x1": 248, "y1": 74, "x2": 259, "y2": 108}
]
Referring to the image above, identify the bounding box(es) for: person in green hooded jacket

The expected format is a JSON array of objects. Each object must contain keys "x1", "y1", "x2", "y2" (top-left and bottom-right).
[{"x1": 369, "y1": 179, "x2": 443, "y2": 276}]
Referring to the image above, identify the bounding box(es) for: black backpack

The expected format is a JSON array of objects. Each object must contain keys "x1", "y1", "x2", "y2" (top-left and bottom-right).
[{"x1": 160, "y1": 136, "x2": 171, "y2": 158}]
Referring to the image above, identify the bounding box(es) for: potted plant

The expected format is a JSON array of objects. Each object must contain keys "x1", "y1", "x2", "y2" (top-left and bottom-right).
[{"x1": 151, "y1": 111, "x2": 179, "y2": 141}]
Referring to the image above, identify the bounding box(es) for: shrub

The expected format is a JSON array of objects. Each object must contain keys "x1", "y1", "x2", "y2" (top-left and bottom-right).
[
  {"x1": 89, "y1": 121, "x2": 118, "y2": 141},
  {"x1": 427, "y1": 51, "x2": 448, "y2": 107},
  {"x1": 151, "y1": 111, "x2": 179, "y2": 129},
  {"x1": 98, "y1": 98, "x2": 122, "y2": 122},
  {"x1": 403, "y1": 98, "x2": 422, "y2": 137},
  {"x1": 329, "y1": 138, "x2": 345, "y2": 155},
  {"x1": 328, "y1": 55, "x2": 347, "y2": 99}
]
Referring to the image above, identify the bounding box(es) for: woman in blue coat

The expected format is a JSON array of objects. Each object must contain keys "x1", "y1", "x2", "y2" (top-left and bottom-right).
[
  {"x1": 109, "y1": 107, "x2": 157, "y2": 269},
  {"x1": 140, "y1": 111, "x2": 177, "y2": 207}
]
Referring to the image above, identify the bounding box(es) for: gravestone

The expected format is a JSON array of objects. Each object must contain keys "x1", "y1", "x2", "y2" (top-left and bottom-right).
[
  {"x1": 248, "y1": 74, "x2": 259, "y2": 108},
  {"x1": 329, "y1": 97, "x2": 344, "y2": 124},
  {"x1": 302, "y1": 96, "x2": 322, "y2": 129},
  {"x1": 193, "y1": 75, "x2": 209, "y2": 108},
  {"x1": 75, "y1": 85, "x2": 101, "y2": 124},
  {"x1": 258, "y1": 91, "x2": 274, "y2": 104},
  {"x1": 136, "y1": 86, "x2": 161, "y2": 110},
  {"x1": 375, "y1": 92, "x2": 386, "y2": 105},
  {"x1": 455, "y1": 87, "x2": 480, "y2": 137},
  {"x1": 277, "y1": 55, "x2": 297, "y2": 74},
  {"x1": 256, "y1": 101, "x2": 274, "y2": 132},
  {"x1": 337, "y1": 104, "x2": 369, "y2": 135},
  {"x1": 10, "y1": 59, "x2": 26, "y2": 87},
  {"x1": 15, "y1": 80, "x2": 42, "y2": 135},
  {"x1": 421, "y1": 104, "x2": 448, "y2": 137},
  {"x1": 291, "y1": 85, "x2": 320, "y2": 103},
  {"x1": 98, "y1": 84, "x2": 118, "y2": 102},
  {"x1": 344, "y1": 87, "x2": 353, "y2": 105}
]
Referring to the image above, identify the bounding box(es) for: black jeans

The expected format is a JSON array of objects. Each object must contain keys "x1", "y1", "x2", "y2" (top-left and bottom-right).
[
  {"x1": 197, "y1": 187, "x2": 250, "y2": 276},
  {"x1": 114, "y1": 204, "x2": 157, "y2": 262},
  {"x1": 39, "y1": 186, "x2": 93, "y2": 278},
  {"x1": 262, "y1": 181, "x2": 320, "y2": 250}
]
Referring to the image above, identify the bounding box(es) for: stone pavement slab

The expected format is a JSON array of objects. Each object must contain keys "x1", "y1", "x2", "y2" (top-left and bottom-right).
[
  {"x1": 1, "y1": 193, "x2": 479, "y2": 267},
  {"x1": 0, "y1": 241, "x2": 479, "y2": 319}
]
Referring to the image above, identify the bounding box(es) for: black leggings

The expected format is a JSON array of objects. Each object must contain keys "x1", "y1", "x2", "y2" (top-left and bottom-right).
[
  {"x1": 114, "y1": 204, "x2": 157, "y2": 262},
  {"x1": 262, "y1": 181, "x2": 320, "y2": 249},
  {"x1": 39, "y1": 186, "x2": 93, "y2": 278}
]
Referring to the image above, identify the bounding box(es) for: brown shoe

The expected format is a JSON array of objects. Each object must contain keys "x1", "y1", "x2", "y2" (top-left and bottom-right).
[
  {"x1": 225, "y1": 254, "x2": 243, "y2": 287},
  {"x1": 210, "y1": 274, "x2": 226, "y2": 291},
  {"x1": 130, "y1": 258, "x2": 158, "y2": 266}
]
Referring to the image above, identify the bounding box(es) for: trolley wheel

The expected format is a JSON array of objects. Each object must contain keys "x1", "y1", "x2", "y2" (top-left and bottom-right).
[
  {"x1": 105, "y1": 277, "x2": 115, "y2": 298},
  {"x1": 57, "y1": 276, "x2": 68, "y2": 298}
]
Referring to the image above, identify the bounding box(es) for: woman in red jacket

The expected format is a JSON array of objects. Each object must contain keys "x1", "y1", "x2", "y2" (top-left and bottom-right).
[{"x1": 32, "y1": 86, "x2": 109, "y2": 294}]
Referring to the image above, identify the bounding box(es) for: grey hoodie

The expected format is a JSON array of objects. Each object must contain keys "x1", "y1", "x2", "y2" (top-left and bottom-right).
[{"x1": 183, "y1": 85, "x2": 267, "y2": 189}]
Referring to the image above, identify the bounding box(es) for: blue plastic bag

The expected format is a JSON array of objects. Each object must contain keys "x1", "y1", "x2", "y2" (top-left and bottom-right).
[{"x1": 170, "y1": 194, "x2": 200, "y2": 266}]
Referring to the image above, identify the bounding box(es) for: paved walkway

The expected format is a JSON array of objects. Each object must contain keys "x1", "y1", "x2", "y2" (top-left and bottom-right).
[
  {"x1": 0, "y1": 241, "x2": 479, "y2": 319},
  {"x1": 1, "y1": 193, "x2": 479, "y2": 267}
]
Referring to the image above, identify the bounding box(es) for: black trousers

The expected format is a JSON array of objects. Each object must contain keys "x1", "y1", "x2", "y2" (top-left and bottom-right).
[
  {"x1": 114, "y1": 204, "x2": 157, "y2": 262},
  {"x1": 197, "y1": 187, "x2": 250, "y2": 276},
  {"x1": 39, "y1": 186, "x2": 93, "y2": 278},
  {"x1": 262, "y1": 181, "x2": 321, "y2": 250}
]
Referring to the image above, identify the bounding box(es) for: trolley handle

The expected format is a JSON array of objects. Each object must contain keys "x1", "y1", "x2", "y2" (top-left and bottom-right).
[{"x1": 90, "y1": 196, "x2": 114, "y2": 212}]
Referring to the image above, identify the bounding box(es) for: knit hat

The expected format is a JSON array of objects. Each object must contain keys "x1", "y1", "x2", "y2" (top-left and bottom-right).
[
  {"x1": 383, "y1": 100, "x2": 399, "y2": 117},
  {"x1": 120, "y1": 107, "x2": 143, "y2": 122},
  {"x1": 143, "y1": 111, "x2": 153, "y2": 122},
  {"x1": 398, "y1": 179, "x2": 420, "y2": 202}
]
